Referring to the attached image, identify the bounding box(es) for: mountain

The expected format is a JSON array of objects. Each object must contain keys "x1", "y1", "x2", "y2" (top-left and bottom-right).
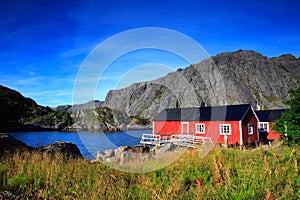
[
  {"x1": 102, "y1": 50, "x2": 300, "y2": 119},
  {"x1": 0, "y1": 85, "x2": 72, "y2": 131},
  {"x1": 1, "y1": 50, "x2": 299, "y2": 131}
]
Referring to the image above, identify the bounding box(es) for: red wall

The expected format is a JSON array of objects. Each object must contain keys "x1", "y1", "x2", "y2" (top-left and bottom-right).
[
  {"x1": 267, "y1": 122, "x2": 282, "y2": 140},
  {"x1": 154, "y1": 108, "x2": 261, "y2": 145},
  {"x1": 154, "y1": 120, "x2": 242, "y2": 144},
  {"x1": 241, "y1": 109, "x2": 259, "y2": 144}
]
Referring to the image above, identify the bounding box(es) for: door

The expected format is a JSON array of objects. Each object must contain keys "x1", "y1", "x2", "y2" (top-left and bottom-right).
[{"x1": 181, "y1": 122, "x2": 189, "y2": 134}]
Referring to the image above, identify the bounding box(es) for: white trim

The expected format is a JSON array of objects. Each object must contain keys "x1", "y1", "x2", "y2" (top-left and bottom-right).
[
  {"x1": 219, "y1": 124, "x2": 231, "y2": 135},
  {"x1": 258, "y1": 122, "x2": 269, "y2": 132},
  {"x1": 240, "y1": 105, "x2": 260, "y2": 122},
  {"x1": 181, "y1": 122, "x2": 189, "y2": 134},
  {"x1": 239, "y1": 120, "x2": 243, "y2": 145},
  {"x1": 195, "y1": 123, "x2": 205, "y2": 134},
  {"x1": 152, "y1": 121, "x2": 155, "y2": 135},
  {"x1": 248, "y1": 124, "x2": 254, "y2": 135}
]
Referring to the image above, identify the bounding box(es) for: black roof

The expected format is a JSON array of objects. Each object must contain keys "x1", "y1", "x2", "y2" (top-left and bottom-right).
[
  {"x1": 255, "y1": 109, "x2": 286, "y2": 122},
  {"x1": 154, "y1": 104, "x2": 252, "y2": 121}
]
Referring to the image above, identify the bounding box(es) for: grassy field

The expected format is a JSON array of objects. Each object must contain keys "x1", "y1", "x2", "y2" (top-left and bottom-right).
[{"x1": 0, "y1": 144, "x2": 299, "y2": 199}]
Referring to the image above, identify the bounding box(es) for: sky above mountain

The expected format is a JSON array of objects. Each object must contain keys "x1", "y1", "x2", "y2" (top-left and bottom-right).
[{"x1": 0, "y1": 0, "x2": 299, "y2": 107}]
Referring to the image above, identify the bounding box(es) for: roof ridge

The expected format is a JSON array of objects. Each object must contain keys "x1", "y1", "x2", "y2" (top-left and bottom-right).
[
  {"x1": 164, "y1": 103, "x2": 251, "y2": 110},
  {"x1": 154, "y1": 104, "x2": 252, "y2": 121}
]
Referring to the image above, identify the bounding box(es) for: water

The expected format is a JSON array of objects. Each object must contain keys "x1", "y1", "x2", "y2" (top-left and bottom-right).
[{"x1": 9, "y1": 130, "x2": 152, "y2": 160}]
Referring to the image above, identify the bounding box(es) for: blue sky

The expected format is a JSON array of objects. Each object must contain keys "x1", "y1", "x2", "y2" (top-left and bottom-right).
[{"x1": 0, "y1": 0, "x2": 299, "y2": 107}]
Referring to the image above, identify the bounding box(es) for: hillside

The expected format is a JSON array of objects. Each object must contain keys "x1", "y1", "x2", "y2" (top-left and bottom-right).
[
  {"x1": 0, "y1": 86, "x2": 150, "y2": 131},
  {"x1": 0, "y1": 85, "x2": 49, "y2": 127},
  {"x1": 0, "y1": 85, "x2": 72, "y2": 131},
  {"x1": 103, "y1": 50, "x2": 300, "y2": 119}
]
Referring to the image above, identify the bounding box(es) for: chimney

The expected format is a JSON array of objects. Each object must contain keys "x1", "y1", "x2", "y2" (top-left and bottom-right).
[{"x1": 254, "y1": 101, "x2": 261, "y2": 111}]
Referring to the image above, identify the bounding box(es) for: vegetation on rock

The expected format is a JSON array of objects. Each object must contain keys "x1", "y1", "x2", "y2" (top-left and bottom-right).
[
  {"x1": 0, "y1": 85, "x2": 73, "y2": 131},
  {"x1": 130, "y1": 115, "x2": 151, "y2": 125}
]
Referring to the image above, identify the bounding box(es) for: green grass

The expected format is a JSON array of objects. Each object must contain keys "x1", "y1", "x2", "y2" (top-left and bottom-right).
[{"x1": 0, "y1": 145, "x2": 299, "y2": 199}]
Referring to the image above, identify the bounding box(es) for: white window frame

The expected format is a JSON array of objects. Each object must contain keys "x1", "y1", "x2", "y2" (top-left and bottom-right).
[
  {"x1": 248, "y1": 124, "x2": 254, "y2": 135},
  {"x1": 195, "y1": 124, "x2": 205, "y2": 134},
  {"x1": 220, "y1": 124, "x2": 231, "y2": 135},
  {"x1": 258, "y1": 122, "x2": 269, "y2": 132}
]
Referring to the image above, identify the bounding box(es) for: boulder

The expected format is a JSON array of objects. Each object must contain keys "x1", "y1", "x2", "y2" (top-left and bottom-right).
[
  {"x1": 118, "y1": 151, "x2": 130, "y2": 165},
  {"x1": 124, "y1": 145, "x2": 150, "y2": 153},
  {"x1": 0, "y1": 133, "x2": 83, "y2": 160},
  {"x1": 92, "y1": 144, "x2": 182, "y2": 165},
  {"x1": 96, "y1": 151, "x2": 105, "y2": 162},
  {"x1": 0, "y1": 133, "x2": 33, "y2": 156},
  {"x1": 38, "y1": 141, "x2": 82, "y2": 159},
  {"x1": 153, "y1": 143, "x2": 178, "y2": 156},
  {"x1": 104, "y1": 149, "x2": 114, "y2": 157}
]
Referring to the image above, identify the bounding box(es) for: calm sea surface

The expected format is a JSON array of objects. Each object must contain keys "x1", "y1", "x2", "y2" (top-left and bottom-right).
[{"x1": 9, "y1": 130, "x2": 152, "y2": 160}]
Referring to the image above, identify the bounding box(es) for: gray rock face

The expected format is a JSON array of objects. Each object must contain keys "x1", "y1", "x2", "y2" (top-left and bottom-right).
[
  {"x1": 68, "y1": 105, "x2": 151, "y2": 131},
  {"x1": 69, "y1": 106, "x2": 129, "y2": 131},
  {"x1": 103, "y1": 50, "x2": 300, "y2": 119},
  {"x1": 67, "y1": 100, "x2": 104, "y2": 112}
]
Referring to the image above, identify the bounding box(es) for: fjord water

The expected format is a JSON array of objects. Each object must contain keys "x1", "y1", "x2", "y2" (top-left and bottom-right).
[{"x1": 9, "y1": 130, "x2": 152, "y2": 160}]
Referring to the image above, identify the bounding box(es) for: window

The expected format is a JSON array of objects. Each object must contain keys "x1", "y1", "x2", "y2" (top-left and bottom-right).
[
  {"x1": 258, "y1": 122, "x2": 269, "y2": 132},
  {"x1": 248, "y1": 124, "x2": 254, "y2": 135},
  {"x1": 196, "y1": 124, "x2": 205, "y2": 133},
  {"x1": 220, "y1": 124, "x2": 231, "y2": 135}
]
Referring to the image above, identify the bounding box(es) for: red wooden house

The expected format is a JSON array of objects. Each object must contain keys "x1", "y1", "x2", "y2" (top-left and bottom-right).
[
  {"x1": 255, "y1": 109, "x2": 285, "y2": 142},
  {"x1": 153, "y1": 104, "x2": 259, "y2": 145}
]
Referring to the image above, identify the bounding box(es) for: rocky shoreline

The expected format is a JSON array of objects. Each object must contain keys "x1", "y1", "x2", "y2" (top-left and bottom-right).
[
  {"x1": 0, "y1": 133, "x2": 82, "y2": 159},
  {"x1": 0, "y1": 133, "x2": 189, "y2": 166},
  {"x1": 92, "y1": 142, "x2": 180, "y2": 165}
]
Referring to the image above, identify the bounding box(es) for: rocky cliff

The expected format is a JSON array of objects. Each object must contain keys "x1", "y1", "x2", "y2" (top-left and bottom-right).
[
  {"x1": 103, "y1": 50, "x2": 300, "y2": 119},
  {"x1": 69, "y1": 105, "x2": 151, "y2": 131}
]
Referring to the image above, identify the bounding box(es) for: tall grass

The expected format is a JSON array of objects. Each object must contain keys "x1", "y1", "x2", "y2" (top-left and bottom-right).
[{"x1": 0, "y1": 145, "x2": 299, "y2": 199}]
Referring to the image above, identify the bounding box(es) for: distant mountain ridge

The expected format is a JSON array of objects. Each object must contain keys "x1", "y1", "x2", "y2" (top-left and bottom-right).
[{"x1": 102, "y1": 50, "x2": 300, "y2": 119}]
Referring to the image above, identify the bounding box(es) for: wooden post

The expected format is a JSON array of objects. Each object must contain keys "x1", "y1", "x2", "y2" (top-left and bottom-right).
[{"x1": 224, "y1": 133, "x2": 228, "y2": 148}]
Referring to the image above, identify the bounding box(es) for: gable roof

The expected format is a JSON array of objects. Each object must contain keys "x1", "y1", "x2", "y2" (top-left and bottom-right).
[
  {"x1": 255, "y1": 109, "x2": 286, "y2": 122},
  {"x1": 154, "y1": 104, "x2": 252, "y2": 121}
]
